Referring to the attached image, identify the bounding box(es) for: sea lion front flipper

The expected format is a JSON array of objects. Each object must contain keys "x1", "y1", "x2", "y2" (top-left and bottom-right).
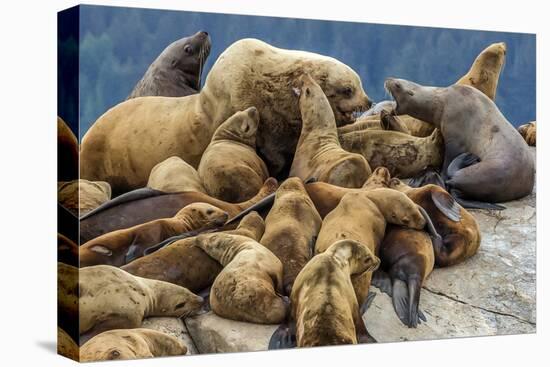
[
  {"x1": 417, "y1": 205, "x2": 442, "y2": 242},
  {"x1": 446, "y1": 152, "x2": 480, "y2": 179},
  {"x1": 450, "y1": 189, "x2": 506, "y2": 210},
  {"x1": 268, "y1": 323, "x2": 297, "y2": 350},
  {"x1": 431, "y1": 190, "x2": 461, "y2": 222},
  {"x1": 124, "y1": 236, "x2": 142, "y2": 264},
  {"x1": 380, "y1": 110, "x2": 410, "y2": 134},
  {"x1": 359, "y1": 291, "x2": 377, "y2": 316},
  {"x1": 372, "y1": 270, "x2": 393, "y2": 296}
]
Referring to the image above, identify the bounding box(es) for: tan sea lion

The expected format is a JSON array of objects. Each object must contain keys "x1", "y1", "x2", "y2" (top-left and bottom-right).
[
  {"x1": 315, "y1": 188, "x2": 431, "y2": 309},
  {"x1": 79, "y1": 177, "x2": 277, "y2": 243},
  {"x1": 80, "y1": 202, "x2": 229, "y2": 267},
  {"x1": 58, "y1": 262, "x2": 79, "y2": 343},
  {"x1": 58, "y1": 116, "x2": 78, "y2": 181},
  {"x1": 79, "y1": 265, "x2": 203, "y2": 342},
  {"x1": 290, "y1": 74, "x2": 371, "y2": 188},
  {"x1": 198, "y1": 107, "x2": 268, "y2": 202},
  {"x1": 389, "y1": 178, "x2": 481, "y2": 267},
  {"x1": 58, "y1": 327, "x2": 79, "y2": 361},
  {"x1": 260, "y1": 177, "x2": 322, "y2": 295},
  {"x1": 81, "y1": 39, "x2": 371, "y2": 194},
  {"x1": 147, "y1": 156, "x2": 206, "y2": 193},
  {"x1": 518, "y1": 121, "x2": 536, "y2": 146},
  {"x1": 80, "y1": 328, "x2": 187, "y2": 362},
  {"x1": 128, "y1": 31, "x2": 211, "y2": 99},
  {"x1": 58, "y1": 179, "x2": 112, "y2": 217},
  {"x1": 291, "y1": 240, "x2": 380, "y2": 347},
  {"x1": 385, "y1": 78, "x2": 535, "y2": 207},
  {"x1": 196, "y1": 232, "x2": 288, "y2": 324},
  {"x1": 122, "y1": 211, "x2": 265, "y2": 293},
  {"x1": 339, "y1": 128, "x2": 443, "y2": 178}
]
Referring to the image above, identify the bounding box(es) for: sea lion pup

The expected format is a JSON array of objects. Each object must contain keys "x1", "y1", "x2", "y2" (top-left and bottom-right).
[
  {"x1": 305, "y1": 166, "x2": 392, "y2": 218},
  {"x1": 198, "y1": 107, "x2": 269, "y2": 202},
  {"x1": 291, "y1": 240, "x2": 380, "y2": 347},
  {"x1": 80, "y1": 203, "x2": 228, "y2": 267},
  {"x1": 196, "y1": 232, "x2": 288, "y2": 324},
  {"x1": 315, "y1": 189, "x2": 431, "y2": 309},
  {"x1": 81, "y1": 39, "x2": 370, "y2": 194},
  {"x1": 57, "y1": 116, "x2": 78, "y2": 181},
  {"x1": 58, "y1": 327, "x2": 79, "y2": 361},
  {"x1": 385, "y1": 78, "x2": 535, "y2": 207},
  {"x1": 122, "y1": 211, "x2": 265, "y2": 293},
  {"x1": 290, "y1": 74, "x2": 371, "y2": 188},
  {"x1": 80, "y1": 328, "x2": 187, "y2": 362},
  {"x1": 518, "y1": 121, "x2": 536, "y2": 146},
  {"x1": 338, "y1": 128, "x2": 443, "y2": 178},
  {"x1": 58, "y1": 179, "x2": 112, "y2": 217},
  {"x1": 79, "y1": 265, "x2": 203, "y2": 342},
  {"x1": 128, "y1": 31, "x2": 211, "y2": 99},
  {"x1": 58, "y1": 233, "x2": 78, "y2": 266},
  {"x1": 260, "y1": 177, "x2": 322, "y2": 295},
  {"x1": 147, "y1": 156, "x2": 206, "y2": 193},
  {"x1": 79, "y1": 177, "x2": 277, "y2": 243},
  {"x1": 375, "y1": 226, "x2": 434, "y2": 328},
  {"x1": 389, "y1": 178, "x2": 481, "y2": 267}
]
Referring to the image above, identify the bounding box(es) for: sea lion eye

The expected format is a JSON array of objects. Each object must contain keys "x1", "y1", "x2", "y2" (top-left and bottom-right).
[
  {"x1": 305, "y1": 87, "x2": 310, "y2": 96},
  {"x1": 206, "y1": 209, "x2": 214, "y2": 215},
  {"x1": 184, "y1": 45, "x2": 192, "y2": 54},
  {"x1": 109, "y1": 350, "x2": 121, "y2": 359},
  {"x1": 342, "y1": 86, "x2": 353, "y2": 96},
  {"x1": 175, "y1": 302, "x2": 186, "y2": 310}
]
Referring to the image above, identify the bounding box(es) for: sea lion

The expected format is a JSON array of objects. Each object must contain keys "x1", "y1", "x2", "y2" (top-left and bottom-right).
[
  {"x1": 290, "y1": 240, "x2": 380, "y2": 347},
  {"x1": 122, "y1": 211, "x2": 265, "y2": 293},
  {"x1": 58, "y1": 327, "x2": 79, "y2": 361},
  {"x1": 128, "y1": 31, "x2": 211, "y2": 99},
  {"x1": 57, "y1": 116, "x2": 78, "y2": 181},
  {"x1": 518, "y1": 121, "x2": 536, "y2": 146},
  {"x1": 389, "y1": 178, "x2": 481, "y2": 267},
  {"x1": 339, "y1": 128, "x2": 443, "y2": 178},
  {"x1": 198, "y1": 107, "x2": 269, "y2": 202},
  {"x1": 58, "y1": 179, "x2": 112, "y2": 217},
  {"x1": 290, "y1": 74, "x2": 371, "y2": 188},
  {"x1": 58, "y1": 262, "x2": 79, "y2": 343},
  {"x1": 385, "y1": 78, "x2": 535, "y2": 207},
  {"x1": 196, "y1": 232, "x2": 288, "y2": 324},
  {"x1": 374, "y1": 226, "x2": 434, "y2": 328},
  {"x1": 79, "y1": 177, "x2": 277, "y2": 243},
  {"x1": 147, "y1": 156, "x2": 206, "y2": 193},
  {"x1": 260, "y1": 177, "x2": 322, "y2": 295},
  {"x1": 79, "y1": 265, "x2": 203, "y2": 342},
  {"x1": 58, "y1": 233, "x2": 78, "y2": 266},
  {"x1": 80, "y1": 203, "x2": 228, "y2": 267},
  {"x1": 315, "y1": 189, "x2": 430, "y2": 309},
  {"x1": 80, "y1": 328, "x2": 187, "y2": 362},
  {"x1": 81, "y1": 39, "x2": 370, "y2": 194}
]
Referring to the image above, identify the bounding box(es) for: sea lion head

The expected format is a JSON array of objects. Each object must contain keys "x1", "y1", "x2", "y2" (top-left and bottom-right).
[
  {"x1": 213, "y1": 107, "x2": 260, "y2": 146},
  {"x1": 175, "y1": 202, "x2": 229, "y2": 228},
  {"x1": 278, "y1": 177, "x2": 307, "y2": 195},
  {"x1": 328, "y1": 239, "x2": 380, "y2": 275},
  {"x1": 366, "y1": 188, "x2": 426, "y2": 229},
  {"x1": 362, "y1": 167, "x2": 391, "y2": 189},
  {"x1": 478, "y1": 42, "x2": 506, "y2": 70},
  {"x1": 384, "y1": 78, "x2": 440, "y2": 124},
  {"x1": 152, "y1": 281, "x2": 204, "y2": 318},
  {"x1": 161, "y1": 30, "x2": 211, "y2": 91}
]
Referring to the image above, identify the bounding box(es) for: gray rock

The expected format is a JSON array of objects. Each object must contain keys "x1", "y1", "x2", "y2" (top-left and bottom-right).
[{"x1": 141, "y1": 317, "x2": 198, "y2": 355}]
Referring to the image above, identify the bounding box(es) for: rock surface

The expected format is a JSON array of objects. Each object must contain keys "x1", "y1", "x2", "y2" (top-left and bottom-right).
[{"x1": 142, "y1": 317, "x2": 198, "y2": 355}]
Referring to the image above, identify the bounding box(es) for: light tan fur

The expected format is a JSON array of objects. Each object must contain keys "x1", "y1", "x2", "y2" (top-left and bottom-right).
[
  {"x1": 58, "y1": 179, "x2": 112, "y2": 217},
  {"x1": 147, "y1": 156, "x2": 206, "y2": 193}
]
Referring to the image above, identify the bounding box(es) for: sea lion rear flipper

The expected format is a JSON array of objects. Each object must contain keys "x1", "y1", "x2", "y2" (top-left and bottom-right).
[
  {"x1": 268, "y1": 323, "x2": 297, "y2": 350},
  {"x1": 431, "y1": 190, "x2": 462, "y2": 222},
  {"x1": 359, "y1": 291, "x2": 377, "y2": 316},
  {"x1": 372, "y1": 270, "x2": 393, "y2": 296},
  {"x1": 408, "y1": 168, "x2": 445, "y2": 189},
  {"x1": 392, "y1": 276, "x2": 424, "y2": 328},
  {"x1": 225, "y1": 192, "x2": 276, "y2": 225},
  {"x1": 446, "y1": 152, "x2": 480, "y2": 179},
  {"x1": 450, "y1": 189, "x2": 506, "y2": 210}
]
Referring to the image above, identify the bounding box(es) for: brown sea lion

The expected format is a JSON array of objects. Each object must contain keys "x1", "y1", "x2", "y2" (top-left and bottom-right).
[
  {"x1": 80, "y1": 328, "x2": 187, "y2": 362},
  {"x1": 338, "y1": 128, "x2": 443, "y2": 178},
  {"x1": 198, "y1": 107, "x2": 269, "y2": 202},
  {"x1": 81, "y1": 39, "x2": 371, "y2": 194},
  {"x1": 290, "y1": 74, "x2": 371, "y2": 188},
  {"x1": 128, "y1": 31, "x2": 211, "y2": 99},
  {"x1": 58, "y1": 233, "x2": 78, "y2": 266},
  {"x1": 374, "y1": 226, "x2": 434, "y2": 328},
  {"x1": 79, "y1": 265, "x2": 203, "y2": 342},
  {"x1": 58, "y1": 179, "x2": 112, "y2": 217},
  {"x1": 291, "y1": 240, "x2": 380, "y2": 347},
  {"x1": 389, "y1": 178, "x2": 481, "y2": 267},
  {"x1": 80, "y1": 203, "x2": 228, "y2": 267},
  {"x1": 385, "y1": 78, "x2": 535, "y2": 208},
  {"x1": 57, "y1": 116, "x2": 78, "y2": 181},
  {"x1": 260, "y1": 177, "x2": 322, "y2": 295},
  {"x1": 315, "y1": 188, "x2": 431, "y2": 310},
  {"x1": 79, "y1": 177, "x2": 277, "y2": 243},
  {"x1": 122, "y1": 211, "x2": 265, "y2": 293},
  {"x1": 147, "y1": 156, "x2": 206, "y2": 193},
  {"x1": 196, "y1": 232, "x2": 288, "y2": 324},
  {"x1": 518, "y1": 121, "x2": 536, "y2": 146},
  {"x1": 58, "y1": 327, "x2": 79, "y2": 361}
]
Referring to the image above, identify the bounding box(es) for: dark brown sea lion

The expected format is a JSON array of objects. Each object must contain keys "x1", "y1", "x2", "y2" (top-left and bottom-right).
[
  {"x1": 128, "y1": 31, "x2": 211, "y2": 99},
  {"x1": 385, "y1": 78, "x2": 535, "y2": 208},
  {"x1": 80, "y1": 203, "x2": 228, "y2": 267},
  {"x1": 518, "y1": 121, "x2": 536, "y2": 146},
  {"x1": 122, "y1": 211, "x2": 265, "y2": 293},
  {"x1": 260, "y1": 177, "x2": 322, "y2": 295},
  {"x1": 57, "y1": 116, "x2": 78, "y2": 181},
  {"x1": 80, "y1": 328, "x2": 188, "y2": 362},
  {"x1": 79, "y1": 178, "x2": 277, "y2": 243},
  {"x1": 58, "y1": 233, "x2": 78, "y2": 267}
]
